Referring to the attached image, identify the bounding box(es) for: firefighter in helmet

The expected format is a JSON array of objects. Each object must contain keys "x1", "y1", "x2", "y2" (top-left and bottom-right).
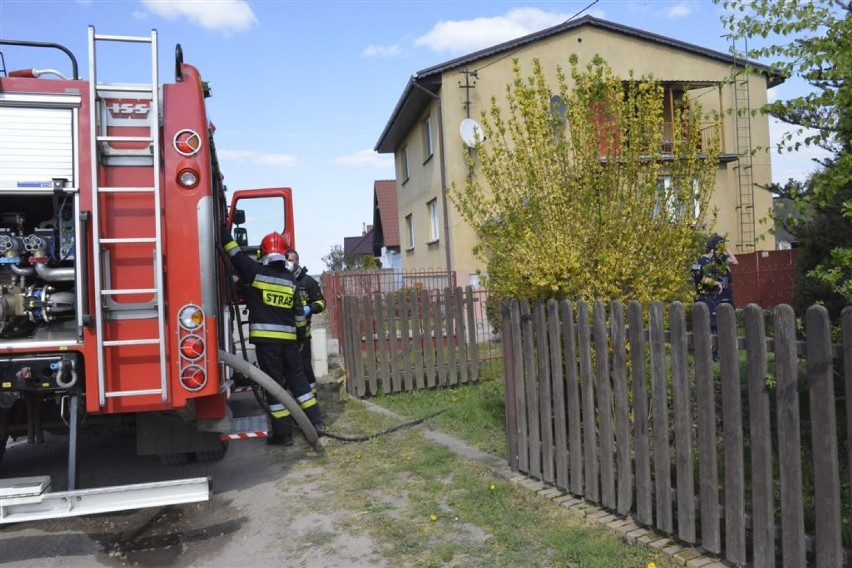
[
  {"x1": 286, "y1": 248, "x2": 326, "y2": 395},
  {"x1": 224, "y1": 232, "x2": 323, "y2": 445}
]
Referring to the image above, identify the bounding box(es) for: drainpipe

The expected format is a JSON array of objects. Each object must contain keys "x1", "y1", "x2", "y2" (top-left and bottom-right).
[{"x1": 412, "y1": 80, "x2": 452, "y2": 274}]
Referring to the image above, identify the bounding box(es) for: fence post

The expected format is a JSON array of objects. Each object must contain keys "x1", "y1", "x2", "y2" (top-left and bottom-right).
[
  {"x1": 434, "y1": 291, "x2": 447, "y2": 386},
  {"x1": 373, "y1": 292, "x2": 389, "y2": 395},
  {"x1": 775, "y1": 304, "x2": 805, "y2": 567},
  {"x1": 561, "y1": 300, "x2": 584, "y2": 497},
  {"x1": 670, "y1": 301, "x2": 695, "y2": 544},
  {"x1": 387, "y1": 293, "x2": 401, "y2": 393},
  {"x1": 649, "y1": 301, "x2": 672, "y2": 533},
  {"x1": 844, "y1": 306, "x2": 852, "y2": 531},
  {"x1": 521, "y1": 300, "x2": 541, "y2": 479},
  {"x1": 410, "y1": 290, "x2": 426, "y2": 390},
  {"x1": 399, "y1": 291, "x2": 412, "y2": 391},
  {"x1": 629, "y1": 301, "x2": 653, "y2": 526},
  {"x1": 594, "y1": 301, "x2": 615, "y2": 510},
  {"x1": 548, "y1": 299, "x2": 569, "y2": 490},
  {"x1": 465, "y1": 286, "x2": 480, "y2": 382},
  {"x1": 577, "y1": 301, "x2": 598, "y2": 503},
  {"x1": 806, "y1": 305, "x2": 841, "y2": 567},
  {"x1": 745, "y1": 304, "x2": 774, "y2": 566},
  {"x1": 610, "y1": 301, "x2": 632, "y2": 516},
  {"x1": 455, "y1": 288, "x2": 470, "y2": 385},
  {"x1": 421, "y1": 289, "x2": 437, "y2": 388},
  {"x1": 693, "y1": 301, "x2": 720, "y2": 553},
  {"x1": 536, "y1": 301, "x2": 555, "y2": 485},
  {"x1": 502, "y1": 299, "x2": 520, "y2": 472},
  {"x1": 719, "y1": 303, "x2": 745, "y2": 565},
  {"x1": 445, "y1": 288, "x2": 457, "y2": 386},
  {"x1": 362, "y1": 294, "x2": 378, "y2": 396}
]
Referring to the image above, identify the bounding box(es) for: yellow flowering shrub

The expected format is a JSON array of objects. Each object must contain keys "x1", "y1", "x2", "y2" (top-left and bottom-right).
[{"x1": 450, "y1": 55, "x2": 720, "y2": 306}]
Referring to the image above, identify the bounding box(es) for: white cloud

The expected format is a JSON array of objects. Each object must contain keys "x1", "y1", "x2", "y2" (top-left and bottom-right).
[
  {"x1": 218, "y1": 149, "x2": 299, "y2": 168},
  {"x1": 666, "y1": 3, "x2": 692, "y2": 18},
  {"x1": 133, "y1": 10, "x2": 148, "y2": 20},
  {"x1": 140, "y1": 0, "x2": 257, "y2": 36},
  {"x1": 332, "y1": 149, "x2": 393, "y2": 168},
  {"x1": 362, "y1": 44, "x2": 403, "y2": 58},
  {"x1": 415, "y1": 8, "x2": 574, "y2": 53}
]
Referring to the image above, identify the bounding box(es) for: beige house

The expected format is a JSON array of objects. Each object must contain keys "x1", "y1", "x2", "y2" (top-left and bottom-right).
[{"x1": 375, "y1": 15, "x2": 783, "y2": 285}]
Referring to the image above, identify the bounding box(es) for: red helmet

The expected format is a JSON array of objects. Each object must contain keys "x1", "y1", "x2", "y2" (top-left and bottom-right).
[{"x1": 260, "y1": 232, "x2": 288, "y2": 258}]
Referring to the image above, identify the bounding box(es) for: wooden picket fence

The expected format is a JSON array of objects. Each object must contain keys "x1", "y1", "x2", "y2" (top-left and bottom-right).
[
  {"x1": 501, "y1": 299, "x2": 852, "y2": 567},
  {"x1": 341, "y1": 286, "x2": 486, "y2": 397}
]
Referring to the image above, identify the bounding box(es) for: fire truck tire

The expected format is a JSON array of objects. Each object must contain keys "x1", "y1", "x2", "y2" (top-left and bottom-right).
[
  {"x1": 195, "y1": 440, "x2": 229, "y2": 462},
  {"x1": 0, "y1": 409, "x2": 7, "y2": 466},
  {"x1": 158, "y1": 452, "x2": 191, "y2": 465}
]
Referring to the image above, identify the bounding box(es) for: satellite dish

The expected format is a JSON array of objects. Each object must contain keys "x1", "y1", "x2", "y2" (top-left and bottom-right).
[{"x1": 460, "y1": 118, "x2": 485, "y2": 147}]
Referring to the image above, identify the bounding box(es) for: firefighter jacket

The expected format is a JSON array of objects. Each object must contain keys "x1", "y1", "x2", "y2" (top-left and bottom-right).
[
  {"x1": 224, "y1": 240, "x2": 305, "y2": 343},
  {"x1": 294, "y1": 266, "x2": 326, "y2": 339}
]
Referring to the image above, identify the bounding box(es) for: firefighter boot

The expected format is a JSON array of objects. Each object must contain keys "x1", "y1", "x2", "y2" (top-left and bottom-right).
[
  {"x1": 306, "y1": 406, "x2": 324, "y2": 438},
  {"x1": 267, "y1": 416, "x2": 294, "y2": 446}
]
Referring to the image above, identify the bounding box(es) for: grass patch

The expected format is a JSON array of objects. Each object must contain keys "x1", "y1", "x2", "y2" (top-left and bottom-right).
[
  {"x1": 317, "y1": 396, "x2": 672, "y2": 568},
  {"x1": 370, "y1": 379, "x2": 509, "y2": 458}
]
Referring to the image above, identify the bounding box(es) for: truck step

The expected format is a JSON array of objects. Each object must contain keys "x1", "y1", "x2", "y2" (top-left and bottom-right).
[
  {"x1": 0, "y1": 476, "x2": 210, "y2": 524},
  {"x1": 222, "y1": 414, "x2": 270, "y2": 441}
]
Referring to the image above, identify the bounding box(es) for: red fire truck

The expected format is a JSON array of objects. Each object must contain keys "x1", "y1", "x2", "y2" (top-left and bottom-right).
[{"x1": 0, "y1": 28, "x2": 299, "y2": 521}]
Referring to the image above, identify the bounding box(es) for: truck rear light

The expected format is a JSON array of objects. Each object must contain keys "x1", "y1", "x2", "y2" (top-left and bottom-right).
[
  {"x1": 180, "y1": 335, "x2": 204, "y2": 359},
  {"x1": 177, "y1": 168, "x2": 199, "y2": 189},
  {"x1": 173, "y1": 129, "x2": 201, "y2": 156},
  {"x1": 178, "y1": 305, "x2": 204, "y2": 330},
  {"x1": 180, "y1": 365, "x2": 207, "y2": 391}
]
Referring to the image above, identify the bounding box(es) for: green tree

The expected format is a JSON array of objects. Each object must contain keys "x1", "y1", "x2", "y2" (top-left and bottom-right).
[
  {"x1": 449, "y1": 55, "x2": 720, "y2": 305},
  {"x1": 719, "y1": 0, "x2": 852, "y2": 318},
  {"x1": 322, "y1": 244, "x2": 381, "y2": 272}
]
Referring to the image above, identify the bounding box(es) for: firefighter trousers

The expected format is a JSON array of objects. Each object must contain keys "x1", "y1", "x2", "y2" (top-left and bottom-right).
[
  {"x1": 255, "y1": 340, "x2": 322, "y2": 437},
  {"x1": 297, "y1": 335, "x2": 317, "y2": 393}
]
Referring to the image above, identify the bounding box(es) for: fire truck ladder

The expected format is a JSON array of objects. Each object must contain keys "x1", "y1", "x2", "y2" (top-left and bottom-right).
[
  {"x1": 88, "y1": 27, "x2": 168, "y2": 407},
  {"x1": 732, "y1": 40, "x2": 756, "y2": 253}
]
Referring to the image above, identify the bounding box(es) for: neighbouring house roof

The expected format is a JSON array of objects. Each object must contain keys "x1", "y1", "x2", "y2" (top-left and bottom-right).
[
  {"x1": 372, "y1": 179, "x2": 399, "y2": 256},
  {"x1": 374, "y1": 15, "x2": 785, "y2": 153},
  {"x1": 344, "y1": 227, "x2": 375, "y2": 257}
]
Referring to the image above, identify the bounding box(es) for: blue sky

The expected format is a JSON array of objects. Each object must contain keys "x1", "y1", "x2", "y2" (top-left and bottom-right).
[{"x1": 0, "y1": 0, "x2": 825, "y2": 272}]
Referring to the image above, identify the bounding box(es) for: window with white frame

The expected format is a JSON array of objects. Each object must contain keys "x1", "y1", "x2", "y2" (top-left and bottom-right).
[
  {"x1": 654, "y1": 175, "x2": 699, "y2": 220},
  {"x1": 423, "y1": 116, "x2": 433, "y2": 160},
  {"x1": 401, "y1": 146, "x2": 409, "y2": 182},
  {"x1": 427, "y1": 199, "x2": 439, "y2": 243},
  {"x1": 405, "y1": 214, "x2": 414, "y2": 250}
]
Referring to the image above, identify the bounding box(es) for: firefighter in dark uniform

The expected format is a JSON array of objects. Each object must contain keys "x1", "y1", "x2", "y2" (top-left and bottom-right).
[
  {"x1": 692, "y1": 234, "x2": 738, "y2": 360},
  {"x1": 224, "y1": 233, "x2": 323, "y2": 445},
  {"x1": 286, "y1": 249, "x2": 326, "y2": 394}
]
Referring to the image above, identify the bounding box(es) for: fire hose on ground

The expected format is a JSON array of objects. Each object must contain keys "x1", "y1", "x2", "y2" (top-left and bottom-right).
[
  {"x1": 219, "y1": 351, "x2": 450, "y2": 446},
  {"x1": 218, "y1": 350, "x2": 322, "y2": 451}
]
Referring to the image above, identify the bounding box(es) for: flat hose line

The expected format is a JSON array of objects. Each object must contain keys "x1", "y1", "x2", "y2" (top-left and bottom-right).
[
  {"x1": 220, "y1": 350, "x2": 449, "y2": 446},
  {"x1": 320, "y1": 407, "x2": 449, "y2": 442}
]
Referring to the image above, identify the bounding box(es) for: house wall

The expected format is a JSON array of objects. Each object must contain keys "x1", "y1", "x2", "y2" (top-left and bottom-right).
[{"x1": 395, "y1": 24, "x2": 776, "y2": 281}]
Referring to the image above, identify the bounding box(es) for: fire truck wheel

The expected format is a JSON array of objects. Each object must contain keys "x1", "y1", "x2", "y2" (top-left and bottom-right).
[
  {"x1": 195, "y1": 440, "x2": 229, "y2": 462},
  {"x1": 158, "y1": 452, "x2": 191, "y2": 465},
  {"x1": 0, "y1": 410, "x2": 7, "y2": 466}
]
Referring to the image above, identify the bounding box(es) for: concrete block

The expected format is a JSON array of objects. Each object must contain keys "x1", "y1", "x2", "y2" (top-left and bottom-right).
[
  {"x1": 311, "y1": 329, "x2": 329, "y2": 377},
  {"x1": 685, "y1": 557, "x2": 714, "y2": 568},
  {"x1": 327, "y1": 337, "x2": 340, "y2": 357},
  {"x1": 538, "y1": 488, "x2": 563, "y2": 500},
  {"x1": 672, "y1": 548, "x2": 702, "y2": 566}
]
